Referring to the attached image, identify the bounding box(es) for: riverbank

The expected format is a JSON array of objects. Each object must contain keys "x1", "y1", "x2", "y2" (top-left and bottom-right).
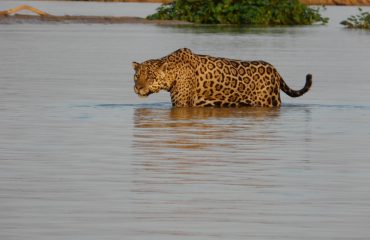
[{"x1": 0, "y1": 14, "x2": 190, "y2": 25}]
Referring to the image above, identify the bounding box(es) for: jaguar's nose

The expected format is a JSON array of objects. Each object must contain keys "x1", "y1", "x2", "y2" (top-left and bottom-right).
[
  {"x1": 134, "y1": 86, "x2": 139, "y2": 94},
  {"x1": 134, "y1": 85, "x2": 146, "y2": 96}
]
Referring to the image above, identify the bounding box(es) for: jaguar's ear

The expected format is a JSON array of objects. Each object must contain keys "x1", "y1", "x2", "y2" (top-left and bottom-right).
[
  {"x1": 132, "y1": 62, "x2": 140, "y2": 71},
  {"x1": 180, "y1": 48, "x2": 192, "y2": 54},
  {"x1": 158, "y1": 62, "x2": 168, "y2": 78}
]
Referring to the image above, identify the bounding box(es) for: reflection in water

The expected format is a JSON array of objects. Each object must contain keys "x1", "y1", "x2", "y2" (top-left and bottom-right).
[
  {"x1": 131, "y1": 106, "x2": 284, "y2": 191},
  {"x1": 133, "y1": 107, "x2": 280, "y2": 155}
]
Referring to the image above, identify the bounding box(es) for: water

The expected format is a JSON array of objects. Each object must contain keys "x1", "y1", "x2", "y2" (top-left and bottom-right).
[{"x1": 1, "y1": 2, "x2": 370, "y2": 239}]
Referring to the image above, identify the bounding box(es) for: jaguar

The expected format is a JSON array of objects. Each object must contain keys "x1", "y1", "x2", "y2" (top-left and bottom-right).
[{"x1": 132, "y1": 48, "x2": 312, "y2": 107}]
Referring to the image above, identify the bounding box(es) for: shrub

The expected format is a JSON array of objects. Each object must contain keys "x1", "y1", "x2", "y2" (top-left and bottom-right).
[
  {"x1": 147, "y1": 0, "x2": 328, "y2": 26},
  {"x1": 341, "y1": 8, "x2": 370, "y2": 29}
]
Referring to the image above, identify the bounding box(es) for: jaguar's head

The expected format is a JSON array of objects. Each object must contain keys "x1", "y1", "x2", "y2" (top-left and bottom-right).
[{"x1": 132, "y1": 60, "x2": 171, "y2": 97}]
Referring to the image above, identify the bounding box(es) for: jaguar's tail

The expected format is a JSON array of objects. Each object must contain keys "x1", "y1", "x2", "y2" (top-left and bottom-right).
[{"x1": 280, "y1": 74, "x2": 312, "y2": 97}]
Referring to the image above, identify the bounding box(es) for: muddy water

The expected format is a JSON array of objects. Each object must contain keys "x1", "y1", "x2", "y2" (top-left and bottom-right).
[{"x1": 1, "y1": 2, "x2": 370, "y2": 240}]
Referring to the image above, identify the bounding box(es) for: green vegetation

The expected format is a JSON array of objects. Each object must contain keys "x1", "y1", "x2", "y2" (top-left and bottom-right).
[
  {"x1": 147, "y1": 0, "x2": 328, "y2": 26},
  {"x1": 341, "y1": 8, "x2": 370, "y2": 29}
]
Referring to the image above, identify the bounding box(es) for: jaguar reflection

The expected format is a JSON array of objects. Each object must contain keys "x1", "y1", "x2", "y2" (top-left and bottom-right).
[{"x1": 132, "y1": 107, "x2": 281, "y2": 160}]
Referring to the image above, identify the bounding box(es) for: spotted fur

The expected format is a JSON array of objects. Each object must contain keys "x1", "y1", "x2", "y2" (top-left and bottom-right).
[{"x1": 132, "y1": 48, "x2": 312, "y2": 107}]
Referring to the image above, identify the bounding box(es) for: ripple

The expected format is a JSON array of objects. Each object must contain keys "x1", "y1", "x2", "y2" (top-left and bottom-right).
[
  {"x1": 72, "y1": 102, "x2": 370, "y2": 111},
  {"x1": 283, "y1": 103, "x2": 370, "y2": 110},
  {"x1": 72, "y1": 102, "x2": 171, "y2": 109}
]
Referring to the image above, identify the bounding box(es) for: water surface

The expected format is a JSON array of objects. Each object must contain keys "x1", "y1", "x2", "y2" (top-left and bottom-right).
[{"x1": 1, "y1": 3, "x2": 370, "y2": 240}]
